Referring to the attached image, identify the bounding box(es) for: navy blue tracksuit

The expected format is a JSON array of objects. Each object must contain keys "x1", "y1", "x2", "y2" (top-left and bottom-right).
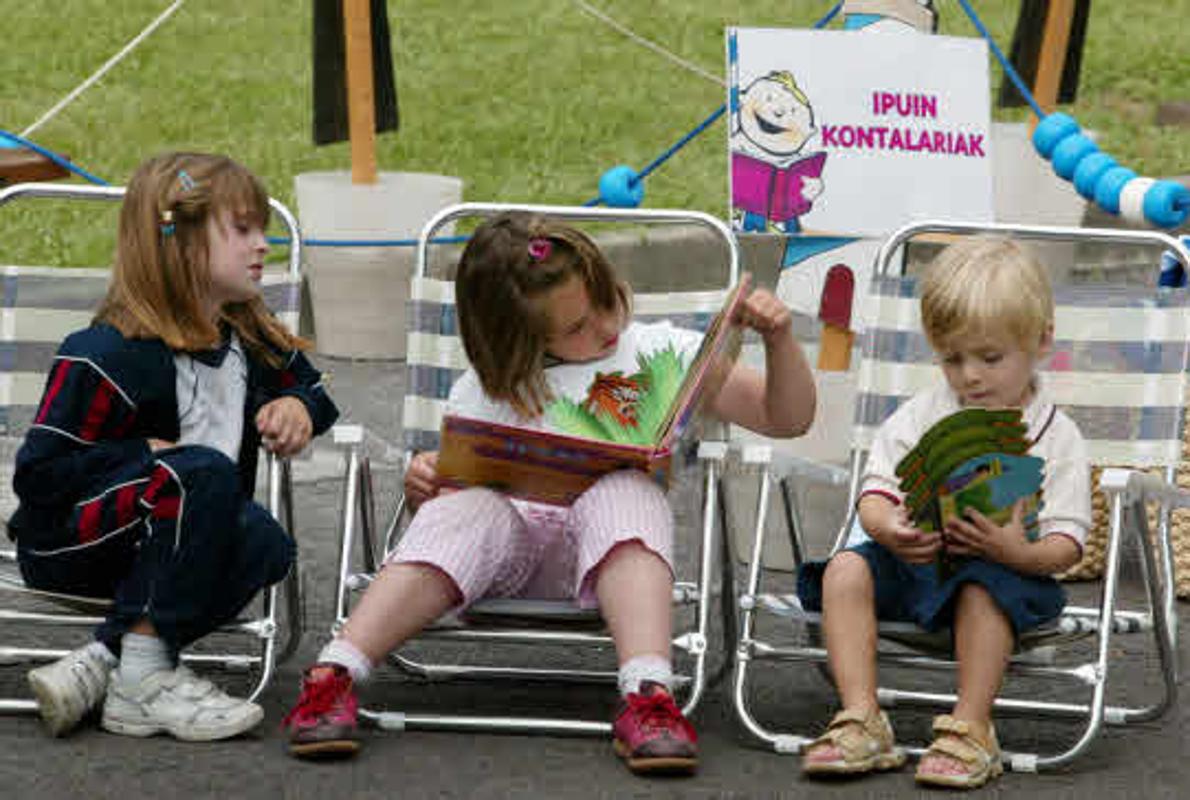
[{"x1": 7, "y1": 323, "x2": 338, "y2": 656}]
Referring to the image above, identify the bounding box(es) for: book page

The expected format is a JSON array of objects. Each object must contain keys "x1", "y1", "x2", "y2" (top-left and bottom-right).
[{"x1": 656, "y1": 274, "x2": 751, "y2": 450}]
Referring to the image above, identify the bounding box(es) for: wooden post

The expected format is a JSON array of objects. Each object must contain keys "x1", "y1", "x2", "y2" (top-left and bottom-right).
[
  {"x1": 1030, "y1": 0, "x2": 1077, "y2": 129},
  {"x1": 343, "y1": 0, "x2": 378, "y2": 184}
]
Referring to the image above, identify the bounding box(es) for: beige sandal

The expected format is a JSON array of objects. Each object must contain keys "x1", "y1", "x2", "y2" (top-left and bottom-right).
[
  {"x1": 914, "y1": 715, "x2": 1004, "y2": 789},
  {"x1": 802, "y1": 708, "x2": 907, "y2": 776}
]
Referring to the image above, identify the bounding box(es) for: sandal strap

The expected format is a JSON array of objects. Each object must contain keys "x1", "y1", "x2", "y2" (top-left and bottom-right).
[
  {"x1": 826, "y1": 708, "x2": 872, "y2": 730},
  {"x1": 926, "y1": 715, "x2": 1000, "y2": 766},
  {"x1": 809, "y1": 709, "x2": 894, "y2": 761},
  {"x1": 931, "y1": 714, "x2": 970, "y2": 737},
  {"x1": 926, "y1": 735, "x2": 987, "y2": 767}
]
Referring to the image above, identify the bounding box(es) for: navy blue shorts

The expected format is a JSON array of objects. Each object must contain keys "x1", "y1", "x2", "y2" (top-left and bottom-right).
[{"x1": 797, "y1": 540, "x2": 1066, "y2": 635}]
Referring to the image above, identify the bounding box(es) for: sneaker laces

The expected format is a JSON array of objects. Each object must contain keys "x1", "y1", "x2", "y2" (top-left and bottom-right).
[
  {"x1": 282, "y1": 670, "x2": 348, "y2": 727},
  {"x1": 623, "y1": 690, "x2": 695, "y2": 739}
]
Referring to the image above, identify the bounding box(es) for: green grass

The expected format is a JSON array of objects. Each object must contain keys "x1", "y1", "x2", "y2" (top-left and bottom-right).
[{"x1": 2, "y1": 0, "x2": 1187, "y2": 267}]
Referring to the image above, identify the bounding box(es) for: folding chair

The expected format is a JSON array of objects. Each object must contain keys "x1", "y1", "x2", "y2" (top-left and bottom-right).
[
  {"x1": 330, "y1": 202, "x2": 738, "y2": 734},
  {"x1": 730, "y1": 220, "x2": 1189, "y2": 771},
  {"x1": 0, "y1": 181, "x2": 306, "y2": 714}
]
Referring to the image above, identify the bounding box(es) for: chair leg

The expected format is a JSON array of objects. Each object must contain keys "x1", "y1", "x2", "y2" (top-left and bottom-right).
[{"x1": 731, "y1": 465, "x2": 810, "y2": 752}]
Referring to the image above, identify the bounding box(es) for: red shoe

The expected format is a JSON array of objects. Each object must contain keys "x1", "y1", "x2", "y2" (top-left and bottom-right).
[
  {"x1": 612, "y1": 681, "x2": 698, "y2": 775},
  {"x1": 282, "y1": 664, "x2": 361, "y2": 759}
]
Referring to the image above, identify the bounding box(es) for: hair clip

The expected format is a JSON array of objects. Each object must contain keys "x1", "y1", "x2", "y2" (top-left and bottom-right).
[
  {"x1": 160, "y1": 209, "x2": 176, "y2": 237},
  {"x1": 527, "y1": 237, "x2": 552, "y2": 263},
  {"x1": 177, "y1": 169, "x2": 196, "y2": 192}
]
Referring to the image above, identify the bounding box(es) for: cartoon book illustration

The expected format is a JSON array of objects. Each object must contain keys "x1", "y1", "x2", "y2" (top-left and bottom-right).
[
  {"x1": 436, "y1": 276, "x2": 751, "y2": 506},
  {"x1": 816, "y1": 263, "x2": 855, "y2": 372},
  {"x1": 732, "y1": 151, "x2": 827, "y2": 223},
  {"x1": 895, "y1": 408, "x2": 1043, "y2": 579}
]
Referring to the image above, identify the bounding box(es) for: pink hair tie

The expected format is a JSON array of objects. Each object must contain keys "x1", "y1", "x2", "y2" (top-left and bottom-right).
[{"x1": 527, "y1": 237, "x2": 552, "y2": 263}]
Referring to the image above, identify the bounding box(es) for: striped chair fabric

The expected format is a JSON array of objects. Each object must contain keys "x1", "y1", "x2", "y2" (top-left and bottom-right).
[
  {"x1": 855, "y1": 275, "x2": 1190, "y2": 470},
  {"x1": 0, "y1": 265, "x2": 302, "y2": 439},
  {"x1": 402, "y1": 276, "x2": 730, "y2": 454}
]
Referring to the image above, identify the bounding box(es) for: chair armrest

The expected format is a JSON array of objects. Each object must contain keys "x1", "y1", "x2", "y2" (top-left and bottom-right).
[
  {"x1": 738, "y1": 443, "x2": 849, "y2": 487},
  {"x1": 1099, "y1": 468, "x2": 1190, "y2": 510}
]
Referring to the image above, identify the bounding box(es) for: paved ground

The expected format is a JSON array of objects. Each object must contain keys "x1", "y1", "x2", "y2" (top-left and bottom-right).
[{"x1": 2, "y1": 352, "x2": 1189, "y2": 799}]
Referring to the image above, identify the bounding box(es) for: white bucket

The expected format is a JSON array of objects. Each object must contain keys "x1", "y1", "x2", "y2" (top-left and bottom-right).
[{"x1": 297, "y1": 171, "x2": 464, "y2": 359}]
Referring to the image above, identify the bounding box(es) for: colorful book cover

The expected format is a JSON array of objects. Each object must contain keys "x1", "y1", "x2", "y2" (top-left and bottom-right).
[
  {"x1": 437, "y1": 277, "x2": 750, "y2": 505},
  {"x1": 895, "y1": 408, "x2": 1043, "y2": 578}
]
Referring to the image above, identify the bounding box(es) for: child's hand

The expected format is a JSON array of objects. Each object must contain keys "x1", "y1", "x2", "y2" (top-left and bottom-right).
[
  {"x1": 255, "y1": 397, "x2": 313, "y2": 457},
  {"x1": 874, "y1": 507, "x2": 942, "y2": 566},
  {"x1": 943, "y1": 501, "x2": 1031, "y2": 569},
  {"x1": 735, "y1": 287, "x2": 793, "y2": 344},
  {"x1": 405, "y1": 450, "x2": 440, "y2": 509}
]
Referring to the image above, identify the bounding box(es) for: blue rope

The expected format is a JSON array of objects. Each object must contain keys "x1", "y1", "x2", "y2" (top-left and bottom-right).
[
  {"x1": 955, "y1": 0, "x2": 1188, "y2": 213},
  {"x1": 0, "y1": 128, "x2": 110, "y2": 186},
  {"x1": 583, "y1": 1, "x2": 842, "y2": 207},
  {"x1": 954, "y1": 0, "x2": 1047, "y2": 119}
]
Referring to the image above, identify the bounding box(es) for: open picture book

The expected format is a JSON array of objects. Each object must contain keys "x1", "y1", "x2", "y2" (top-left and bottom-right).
[
  {"x1": 895, "y1": 408, "x2": 1044, "y2": 578},
  {"x1": 436, "y1": 276, "x2": 751, "y2": 505}
]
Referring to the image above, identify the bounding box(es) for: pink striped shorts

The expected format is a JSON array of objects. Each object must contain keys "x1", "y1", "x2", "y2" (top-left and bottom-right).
[{"x1": 387, "y1": 470, "x2": 673, "y2": 609}]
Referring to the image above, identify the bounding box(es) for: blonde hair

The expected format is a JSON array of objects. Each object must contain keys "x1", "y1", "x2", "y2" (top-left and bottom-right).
[
  {"x1": 96, "y1": 152, "x2": 305, "y2": 367},
  {"x1": 766, "y1": 70, "x2": 810, "y2": 108},
  {"x1": 920, "y1": 236, "x2": 1053, "y2": 354},
  {"x1": 456, "y1": 212, "x2": 630, "y2": 416}
]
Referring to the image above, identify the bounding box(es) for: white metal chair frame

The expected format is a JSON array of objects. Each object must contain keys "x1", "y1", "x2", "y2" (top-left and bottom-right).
[
  {"x1": 331, "y1": 202, "x2": 739, "y2": 736},
  {"x1": 730, "y1": 220, "x2": 1190, "y2": 772},
  {"x1": 0, "y1": 182, "x2": 305, "y2": 714}
]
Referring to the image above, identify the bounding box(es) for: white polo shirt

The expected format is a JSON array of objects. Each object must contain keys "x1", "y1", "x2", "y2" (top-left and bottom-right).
[{"x1": 858, "y1": 379, "x2": 1092, "y2": 548}]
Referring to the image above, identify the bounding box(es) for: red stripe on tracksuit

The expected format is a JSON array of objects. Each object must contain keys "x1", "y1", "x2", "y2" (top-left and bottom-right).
[
  {"x1": 79, "y1": 380, "x2": 115, "y2": 442},
  {"x1": 35, "y1": 361, "x2": 72, "y2": 425},
  {"x1": 115, "y1": 484, "x2": 139, "y2": 528},
  {"x1": 77, "y1": 499, "x2": 103, "y2": 544},
  {"x1": 151, "y1": 496, "x2": 181, "y2": 520},
  {"x1": 141, "y1": 467, "x2": 171, "y2": 507}
]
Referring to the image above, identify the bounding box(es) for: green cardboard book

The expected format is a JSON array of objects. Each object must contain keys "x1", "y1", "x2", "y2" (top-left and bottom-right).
[{"x1": 896, "y1": 408, "x2": 1044, "y2": 579}]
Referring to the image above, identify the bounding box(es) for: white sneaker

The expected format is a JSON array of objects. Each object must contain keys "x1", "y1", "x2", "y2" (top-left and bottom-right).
[
  {"x1": 101, "y1": 666, "x2": 264, "y2": 741},
  {"x1": 27, "y1": 644, "x2": 115, "y2": 736}
]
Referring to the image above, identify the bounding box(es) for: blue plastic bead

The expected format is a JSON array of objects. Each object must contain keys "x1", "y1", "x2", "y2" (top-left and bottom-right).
[
  {"x1": 1032, "y1": 112, "x2": 1079, "y2": 158},
  {"x1": 598, "y1": 165, "x2": 644, "y2": 208},
  {"x1": 1051, "y1": 134, "x2": 1097, "y2": 180},
  {"x1": 1072, "y1": 152, "x2": 1117, "y2": 199},
  {"x1": 1143, "y1": 180, "x2": 1190, "y2": 229},
  {"x1": 1093, "y1": 166, "x2": 1137, "y2": 215}
]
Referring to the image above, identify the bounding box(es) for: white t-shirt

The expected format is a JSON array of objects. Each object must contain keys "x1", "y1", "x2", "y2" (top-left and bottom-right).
[
  {"x1": 447, "y1": 320, "x2": 704, "y2": 430},
  {"x1": 174, "y1": 332, "x2": 248, "y2": 462},
  {"x1": 858, "y1": 379, "x2": 1092, "y2": 548}
]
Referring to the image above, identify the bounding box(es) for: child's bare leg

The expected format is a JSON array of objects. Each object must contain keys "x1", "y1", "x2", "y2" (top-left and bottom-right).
[
  {"x1": 595, "y1": 541, "x2": 673, "y2": 663},
  {"x1": 919, "y1": 582, "x2": 1011, "y2": 776},
  {"x1": 804, "y1": 552, "x2": 880, "y2": 763},
  {"x1": 337, "y1": 563, "x2": 460, "y2": 664},
  {"x1": 822, "y1": 553, "x2": 880, "y2": 711}
]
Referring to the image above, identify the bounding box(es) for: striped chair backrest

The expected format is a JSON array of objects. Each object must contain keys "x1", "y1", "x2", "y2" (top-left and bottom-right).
[
  {"x1": 855, "y1": 275, "x2": 1190, "y2": 469},
  {"x1": 0, "y1": 266, "x2": 302, "y2": 438},
  {"x1": 402, "y1": 276, "x2": 730, "y2": 453}
]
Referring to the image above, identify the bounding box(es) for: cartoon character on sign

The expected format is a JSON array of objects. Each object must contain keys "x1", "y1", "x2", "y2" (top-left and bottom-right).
[{"x1": 731, "y1": 71, "x2": 827, "y2": 234}]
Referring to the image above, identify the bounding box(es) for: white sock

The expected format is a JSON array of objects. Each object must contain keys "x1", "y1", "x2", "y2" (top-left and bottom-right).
[
  {"x1": 318, "y1": 638, "x2": 373, "y2": 685},
  {"x1": 617, "y1": 654, "x2": 672, "y2": 697},
  {"x1": 84, "y1": 641, "x2": 118, "y2": 669},
  {"x1": 117, "y1": 633, "x2": 172, "y2": 686}
]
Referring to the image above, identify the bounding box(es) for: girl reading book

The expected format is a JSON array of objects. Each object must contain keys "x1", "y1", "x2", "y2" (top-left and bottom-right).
[{"x1": 283, "y1": 211, "x2": 816, "y2": 773}]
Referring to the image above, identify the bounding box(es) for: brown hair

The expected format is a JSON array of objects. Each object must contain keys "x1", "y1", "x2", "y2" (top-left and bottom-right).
[
  {"x1": 95, "y1": 151, "x2": 305, "y2": 366},
  {"x1": 920, "y1": 235, "x2": 1053, "y2": 355},
  {"x1": 455, "y1": 212, "x2": 630, "y2": 416}
]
